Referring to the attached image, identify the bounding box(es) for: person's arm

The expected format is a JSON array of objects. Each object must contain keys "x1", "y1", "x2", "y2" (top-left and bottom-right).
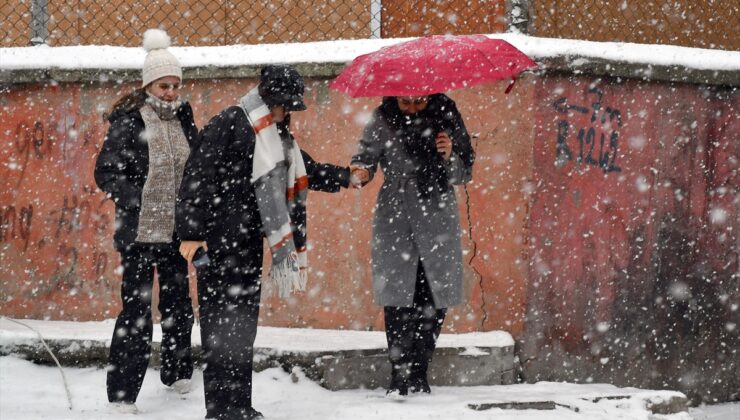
[
  {"x1": 94, "y1": 116, "x2": 141, "y2": 209},
  {"x1": 442, "y1": 101, "x2": 475, "y2": 185},
  {"x1": 177, "y1": 102, "x2": 200, "y2": 149},
  {"x1": 350, "y1": 110, "x2": 384, "y2": 186},
  {"x1": 301, "y1": 149, "x2": 350, "y2": 193}
]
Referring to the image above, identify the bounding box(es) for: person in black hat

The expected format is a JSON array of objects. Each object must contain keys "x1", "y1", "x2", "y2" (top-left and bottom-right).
[{"x1": 176, "y1": 65, "x2": 349, "y2": 420}]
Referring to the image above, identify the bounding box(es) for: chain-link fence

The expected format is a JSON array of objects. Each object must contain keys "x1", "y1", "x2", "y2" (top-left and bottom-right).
[
  {"x1": 0, "y1": 0, "x2": 505, "y2": 47},
  {"x1": 1, "y1": 0, "x2": 737, "y2": 50}
]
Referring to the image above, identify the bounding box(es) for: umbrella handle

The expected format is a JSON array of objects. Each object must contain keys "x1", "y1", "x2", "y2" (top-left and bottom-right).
[{"x1": 504, "y1": 77, "x2": 517, "y2": 94}]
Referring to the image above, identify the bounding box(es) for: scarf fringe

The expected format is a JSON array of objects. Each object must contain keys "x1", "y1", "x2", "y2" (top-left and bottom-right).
[{"x1": 264, "y1": 255, "x2": 307, "y2": 298}]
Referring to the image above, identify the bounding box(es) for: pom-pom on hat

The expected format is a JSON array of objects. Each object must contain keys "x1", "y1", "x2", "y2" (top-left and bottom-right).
[{"x1": 141, "y1": 29, "x2": 182, "y2": 88}]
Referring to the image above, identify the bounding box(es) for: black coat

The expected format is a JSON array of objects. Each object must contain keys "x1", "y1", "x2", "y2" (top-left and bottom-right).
[
  {"x1": 175, "y1": 106, "x2": 348, "y2": 269},
  {"x1": 94, "y1": 101, "x2": 199, "y2": 251}
]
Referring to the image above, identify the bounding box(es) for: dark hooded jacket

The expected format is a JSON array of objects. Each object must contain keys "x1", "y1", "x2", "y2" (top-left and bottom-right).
[
  {"x1": 94, "y1": 101, "x2": 199, "y2": 251},
  {"x1": 175, "y1": 106, "x2": 349, "y2": 272}
]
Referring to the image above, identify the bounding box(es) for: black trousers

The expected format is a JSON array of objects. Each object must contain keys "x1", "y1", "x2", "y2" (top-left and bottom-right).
[
  {"x1": 384, "y1": 262, "x2": 447, "y2": 387},
  {"x1": 197, "y1": 250, "x2": 261, "y2": 420},
  {"x1": 107, "y1": 243, "x2": 194, "y2": 403}
]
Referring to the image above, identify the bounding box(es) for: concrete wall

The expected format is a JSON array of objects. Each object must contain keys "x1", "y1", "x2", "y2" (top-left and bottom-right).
[{"x1": 0, "y1": 67, "x2": 737, "y2": 402}]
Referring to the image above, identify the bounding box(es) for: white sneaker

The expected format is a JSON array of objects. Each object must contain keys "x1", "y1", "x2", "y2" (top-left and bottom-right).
[
  {"x1": 170, "y1": 378, "x2": 192, "y2": 394},
  {"x1": 109, "y1": 401, "x2": 138, "y2": 414},
  {"x1": 385, "y1": 389, "x2": 407, "y2": 401}
]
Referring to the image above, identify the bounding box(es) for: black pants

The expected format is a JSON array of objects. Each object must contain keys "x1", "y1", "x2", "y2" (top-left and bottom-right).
[
  {"x1": 197, "y1": 250, "x2": 261, "y2": 420},
  {"x1": 107, "y1": 243, "x2": 194, "y2": 403},
  {"x1": 384, "y1": 263, "x2": 447, "y2": 388}
]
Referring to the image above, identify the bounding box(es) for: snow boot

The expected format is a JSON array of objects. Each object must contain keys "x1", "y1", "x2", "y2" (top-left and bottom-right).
[
  {"x1": 386, "y1": 375, "x2": 409, "y2": 399},
  {"x1": 408, "y1": 375, "x2": 431, "y2": 394}
]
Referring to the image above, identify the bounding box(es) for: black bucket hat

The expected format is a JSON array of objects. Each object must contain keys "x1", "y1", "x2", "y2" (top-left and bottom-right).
[{"x1": 259, "y1": 65, "x2": 307, "y2": 111}]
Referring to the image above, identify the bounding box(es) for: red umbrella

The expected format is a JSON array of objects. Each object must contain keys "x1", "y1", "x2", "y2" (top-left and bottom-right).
[{"x1": 329, "y1": 35, "x2": 537, "y2": 97}]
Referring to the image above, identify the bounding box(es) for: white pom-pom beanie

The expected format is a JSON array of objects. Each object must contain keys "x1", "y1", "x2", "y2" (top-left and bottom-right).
[{"x1": 141, "y1": 29, "x2": 182, "y2": 87}]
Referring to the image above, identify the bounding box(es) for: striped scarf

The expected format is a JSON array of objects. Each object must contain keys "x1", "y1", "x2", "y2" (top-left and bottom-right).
[{"x1": 239, "y1": 87, "x2": 309, "y2": 298}]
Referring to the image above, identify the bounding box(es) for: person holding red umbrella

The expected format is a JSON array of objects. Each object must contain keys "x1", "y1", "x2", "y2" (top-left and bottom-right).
[
  {"x1": 350, "y1": 92, "x2": 475, "y2": 397},
  {"x1": 335, "y1": 34, "x2": 533, "y2": 398}
]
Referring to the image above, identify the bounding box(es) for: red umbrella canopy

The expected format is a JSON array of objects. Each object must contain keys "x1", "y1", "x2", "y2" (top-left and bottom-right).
[{"x1": 329, "y1": 35, "x2": 538, "y2": 97}]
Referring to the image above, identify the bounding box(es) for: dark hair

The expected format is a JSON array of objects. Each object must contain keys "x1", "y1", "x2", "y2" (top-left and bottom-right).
[{"x1": 104, "y1": 88, "x2": 148, "y2": 120}]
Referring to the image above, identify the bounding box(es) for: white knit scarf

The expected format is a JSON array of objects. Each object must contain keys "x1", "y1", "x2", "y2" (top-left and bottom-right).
[{"x1": 239, "y1": 87, "x2": 309, "y2": 298}]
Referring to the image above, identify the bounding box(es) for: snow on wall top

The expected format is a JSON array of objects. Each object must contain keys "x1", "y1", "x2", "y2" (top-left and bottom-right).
[{"x1": 1, "y1": 33, "x2": 737, "y2": 72}]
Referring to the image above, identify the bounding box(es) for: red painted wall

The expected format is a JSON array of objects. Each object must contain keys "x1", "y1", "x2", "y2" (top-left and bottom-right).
[
  {"x1": 521, "y1": 76, "x2": 738, "y2": 403},
  {"x1": 0, "y1": 77, "x2": 534, "y2": 336}
]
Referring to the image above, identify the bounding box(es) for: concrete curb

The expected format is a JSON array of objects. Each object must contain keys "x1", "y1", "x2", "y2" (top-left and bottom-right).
[
  {"x1": 0, "y1": 318, "x2": 516, "y2": 391},
  {"x1": 0, "y1": 318, "x2": 690, "y2": 415}
]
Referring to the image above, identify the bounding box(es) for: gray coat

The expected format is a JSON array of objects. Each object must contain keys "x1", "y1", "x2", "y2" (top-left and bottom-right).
[{"x1": 352, "y1": 95, "x2": 474, "y2": 308}]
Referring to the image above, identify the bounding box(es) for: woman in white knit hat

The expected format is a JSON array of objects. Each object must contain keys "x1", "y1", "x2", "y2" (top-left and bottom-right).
[{"x1": 94, "y1": 28, "x2": 201, "y2": 413}]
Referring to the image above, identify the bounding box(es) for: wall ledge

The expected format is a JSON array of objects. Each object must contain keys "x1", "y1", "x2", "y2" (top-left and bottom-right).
[{"x1": 1, "y1": 33, "x2": 737, "y2": 87}]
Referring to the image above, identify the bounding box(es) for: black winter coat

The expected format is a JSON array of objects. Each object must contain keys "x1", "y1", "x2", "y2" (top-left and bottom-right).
[
  {"x1": 94, "y1": 102, "x2": 199, "y2": 251},
  {"x1": 176, "y1": 106, "x2": 348, "y2": 271}
]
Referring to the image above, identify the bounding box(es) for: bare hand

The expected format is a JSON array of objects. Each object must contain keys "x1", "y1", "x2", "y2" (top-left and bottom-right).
[
  {"x1": 349, "y1": 165, "x2": 370, "y2": 189},
  {"x1": 179, "y1": 240, "x2": 207, "y2": 263},
  {"x1": 436, "y1": 132, "x2": 452, "y2": 161}
]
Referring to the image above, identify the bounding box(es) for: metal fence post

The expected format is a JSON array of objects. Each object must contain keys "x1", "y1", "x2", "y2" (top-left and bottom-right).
[
  {"x1": 30, "y1": 0, "x2": 49, "y2": 45},
  {"x1": 506, "y1": 0, "x2": 531, "y2": 34},
  {"x1": 370, "y1": 0, "x2": 382, "y2": 39}
]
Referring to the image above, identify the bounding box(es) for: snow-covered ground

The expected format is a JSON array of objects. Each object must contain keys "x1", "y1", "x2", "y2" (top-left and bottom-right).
[{"x1": 1, "y1": 355, "x2": 736, "y2": 420}]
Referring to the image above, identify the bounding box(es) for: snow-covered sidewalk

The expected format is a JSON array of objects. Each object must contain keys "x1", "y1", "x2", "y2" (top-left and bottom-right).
[
  {"x1": 2, "y1": 318, "x2": 736, "y2": 419},
  {"x1": 4, "y1": 355, "x2": 733, "y2": 420}
]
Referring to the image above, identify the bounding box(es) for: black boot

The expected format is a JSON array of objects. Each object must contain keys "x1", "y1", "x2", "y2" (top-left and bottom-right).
[
  {"x1": 246, "y1": 408, "x2": 264, "y2": 420},
  {"x1": 408, "y1": 372, "x2": 431, "y2": 394},
  {"x1": 206, "y1": 407, "x2": 264, "y2": 420},
  {"x1": 386, "y1": 364, "x2": 410, "y2": 398},
  {"x1": 386, "y1": 377, "x2": 409, "y2": 398}
]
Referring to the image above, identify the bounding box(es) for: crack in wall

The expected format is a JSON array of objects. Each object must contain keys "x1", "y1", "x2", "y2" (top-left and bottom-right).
[{"x1": 463, "y1": 183, "x2": 488, "y2": 330}]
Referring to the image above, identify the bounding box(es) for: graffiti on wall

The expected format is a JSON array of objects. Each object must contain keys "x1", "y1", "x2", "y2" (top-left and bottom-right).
[
  {"x1": 0, "y1": 114, "x2": 116, "y2": 308},
  {"x1": 0, "y1": 204, "x2": 33, "y2": 251},
  {"x1": 552, "y1": 87, "x2": 623, "y2": 173}
]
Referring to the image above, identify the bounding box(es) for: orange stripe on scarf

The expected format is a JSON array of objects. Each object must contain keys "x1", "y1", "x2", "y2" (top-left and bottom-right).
[
  {"x1": 270, "y1": 232, "x2": 294, "y2": 252},
  {"x1": 286, "y1": 175, "x2": 309, "y2": 201},
  {"x1": 252, "y1": 113, "x2": 274, "y2": 134}
]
